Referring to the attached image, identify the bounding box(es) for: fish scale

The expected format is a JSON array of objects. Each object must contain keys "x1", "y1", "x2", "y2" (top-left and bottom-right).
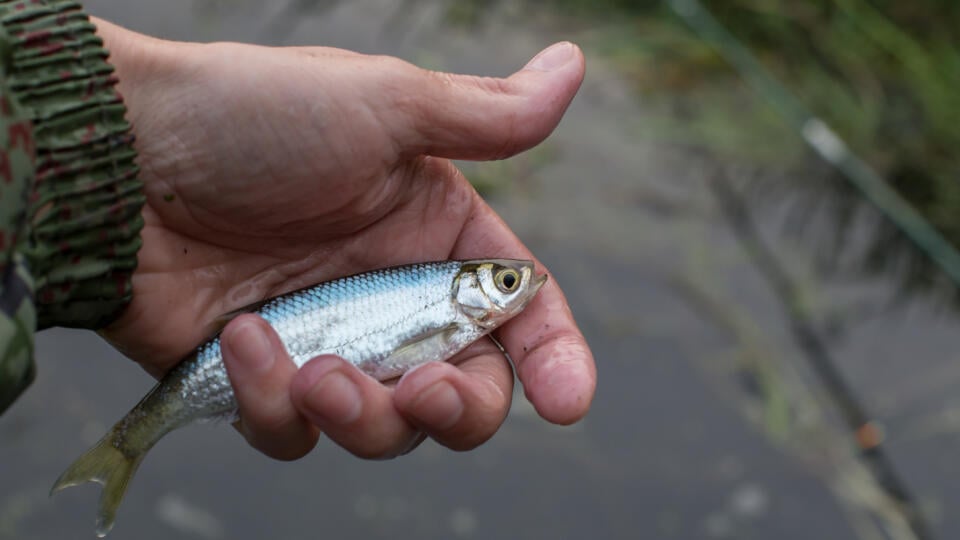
[
  {"x1": 52, "y1": 259, "x2": 547, "y2": 538},
  {"x1": 170, "y1": 262, "x2": 465, "y2": 421}
]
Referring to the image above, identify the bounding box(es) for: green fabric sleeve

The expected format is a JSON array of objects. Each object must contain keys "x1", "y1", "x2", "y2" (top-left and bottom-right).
[
  {"x1": 0, "y1": 29, "x2": 38, "y2": 414},
  {"x1": 0, "y1": 0, "x2": 144, "y2": 414}
]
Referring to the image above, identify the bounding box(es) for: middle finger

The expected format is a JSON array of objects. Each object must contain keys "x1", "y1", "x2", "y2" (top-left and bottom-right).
[{"x1": 290, "y1": 356, "x2": 419, "y2": 460}]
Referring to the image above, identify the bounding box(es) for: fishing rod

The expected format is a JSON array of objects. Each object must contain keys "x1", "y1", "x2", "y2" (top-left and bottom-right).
[
  {"x1": 667, "y1": 1, "x2": 943, "y2": 537},
  {"x1": 710, "y1": 170, "x2": 933, "y2": 540}
]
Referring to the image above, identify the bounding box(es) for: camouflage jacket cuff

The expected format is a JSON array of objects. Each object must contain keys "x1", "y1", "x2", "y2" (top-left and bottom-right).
[
  {"x1": 0, "y1": 59, "x2": 37, "y2": 414},
  {"x1": 0, "y1": 0, "x2": 143, "y2": 330}
]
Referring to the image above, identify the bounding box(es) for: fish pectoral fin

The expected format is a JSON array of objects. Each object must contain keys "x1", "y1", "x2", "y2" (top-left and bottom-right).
[{"x1": 386, "y1": 324, "x2": 461, "y2": 369}]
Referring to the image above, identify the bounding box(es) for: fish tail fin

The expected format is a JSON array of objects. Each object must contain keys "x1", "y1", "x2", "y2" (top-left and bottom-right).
[{"x1": 51, "y1": 434, "x2": 144, "y2": 538}]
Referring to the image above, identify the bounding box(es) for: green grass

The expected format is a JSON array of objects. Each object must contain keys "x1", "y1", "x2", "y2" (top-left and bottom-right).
[{"x1": 448, "y1": 0, "x2": 959, "y2": 221}]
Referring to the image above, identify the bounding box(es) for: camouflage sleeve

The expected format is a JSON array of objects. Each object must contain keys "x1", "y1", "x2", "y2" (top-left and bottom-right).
[{"x1": 0, "y1": 0, "x2": 143, "y2": 414}]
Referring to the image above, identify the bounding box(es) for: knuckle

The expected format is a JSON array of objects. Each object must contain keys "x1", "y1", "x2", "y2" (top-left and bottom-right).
[
  {"x1": 346, "y1": 438, "x2": 405, "y2": 461},
  {"x1": 240, "y1": 401, "x2": 296, "y2": 436},
  {"x1": 265, "y1": 439, "x2": 315, "y2": 462},
  {"x1": 237, "y1": 417, "x2": 318, "y2": 461},
  {"x1": 442, "y1": 430, "x2": 493, "y2": 452},
  {"x1": 437, "y1": 404, "x2": 504, "y2": 452},
  {"x1": 336, "y1": 424, "x2": 421, "y2": 461}
]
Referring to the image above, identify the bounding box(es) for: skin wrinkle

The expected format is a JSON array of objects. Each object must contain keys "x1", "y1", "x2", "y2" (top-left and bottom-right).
[
  {"x1": 411, "y1": 71, "x2": 529, "y2": 159},
  {"x1": 135, "y1": 223, "x2": 267, "y2": 274},
  {"x1": 400, "y1": 158, "x2": 468, "y2": 227},
  {"x1": 451, "y1": 72, "x2": 529, "y2": 162},
  {"x1": 398, "y1": 336, "x2": 513, "y2": 448},
  {"x1": 237, "y1": 388, "x2": 294, "y2": 431},
  {"x1": 238, "y1": 416, "x2": 317, "y2": 462},
  {"x1": 336, "y1": 171, "x2": 410, "y2": 234},
  {"x1": 466, "y1": 363, "x2": 510, "y2": 416},
  {"x1": 265, "y1": 247, "x2": 343, "y2": 291},
  {"x1": 293, "y1": 359, "x2": 419, "y2": 460},
  {"x1": 431, "y1": 171, "x2": 475, "y2": 235},
  {"x1": 108, "y1": 232, "x2": 288, "y2": 373},
  {"x1": 520, "y1": 334, "x2": 594, "y2": 421},
  {"x1": 457, "y1": 83, "x2": 534, "y2": 161},
  {"x1": 409, "y1": 178, "x2": 461, "y2": 257},
  {"x1": 224, "y1": 266, "x2": 296, "y2": 312},
  {"x1": 176, "y1": 67, "x2": 396, "y2": 240},
  {"x1": 296, "y1": 177, "x2": 428, "y2": 274},
  {"x1": 514, "y1": 291, "x2": 578, "y2": 353},
  {"x1": 493, "y1": 108, "x2": 520, "y2": 161},
  {"x1": 150, "y1": 47, "x2": 395, "y2": 240},
  {"x1": 158, "y1": 168, "x2": 390, "y2": 252},
  {"x1": 259, "y1": 187, "x2": 463, "y2": 300},
  {"x1": 292, "y1": 47, "x2": 361, "y2": 60},
  {"x1": 394, "y1": 69, "x2": 488, "y2": 157},
  {"x1": 329, "y1": 99, "x2": 388, "y2": 182},
  {"x1": 135, "y1": 132, "x2": 193, "y2": 210},
  {"x1": 445, "y1": 369, "x2": 511, "y2": 450},
  {"x1": 138, "y1": 148, "x2": 229, "y2": 246},
  {"x1": 320, "y1": 159, "x2": 467, "y2": 270}
]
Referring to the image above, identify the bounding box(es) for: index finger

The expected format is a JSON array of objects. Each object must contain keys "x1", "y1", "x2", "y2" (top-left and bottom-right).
[{"x1": 451, "y1": 194, "x2": 596, "y2": 425}]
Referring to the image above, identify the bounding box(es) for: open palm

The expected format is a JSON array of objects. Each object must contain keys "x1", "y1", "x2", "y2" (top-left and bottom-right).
[{"x1": 94, "y1": 21, "x2": 595, "y2": 460}]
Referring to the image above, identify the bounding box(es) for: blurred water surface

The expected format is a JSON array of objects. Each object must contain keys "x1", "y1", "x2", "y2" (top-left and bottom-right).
[{"x1": 2, "y1": 1, "x2": 959, "y2": 539}]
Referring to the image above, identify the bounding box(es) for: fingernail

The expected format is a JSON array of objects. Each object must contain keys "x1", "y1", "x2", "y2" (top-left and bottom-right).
[
  {"x1": 410, "y1": 381, "x2": 463, "y2": 430},
  {"x1": 306, "y1": 370, "x2": 362, "y2": 425},
  {"x1": 524, "y1": 42, "x2": 575, "y2": 72},
  {"x1": 229, "y1": 320, "x2": 274, "y2": 374}
]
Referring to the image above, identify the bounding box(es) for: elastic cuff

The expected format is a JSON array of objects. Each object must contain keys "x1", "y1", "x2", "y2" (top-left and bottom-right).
[{"x1": 0, "y1": 1, "x2": 143, "y2": 329}]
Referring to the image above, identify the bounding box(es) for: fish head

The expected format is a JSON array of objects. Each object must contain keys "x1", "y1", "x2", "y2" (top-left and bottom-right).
[{"x1": 454, "y1": 259, "x2": 547, "y2": 329}]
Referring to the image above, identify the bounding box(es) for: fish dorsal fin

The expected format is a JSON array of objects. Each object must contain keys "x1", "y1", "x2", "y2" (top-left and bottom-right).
[{"x1": 203, "y1": 297, "x2": 274, "y2": 338}]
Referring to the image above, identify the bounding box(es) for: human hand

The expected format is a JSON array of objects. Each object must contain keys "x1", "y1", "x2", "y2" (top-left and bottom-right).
[{"x1": 93, "y1": 20, "x2": 596, "y2": 460}]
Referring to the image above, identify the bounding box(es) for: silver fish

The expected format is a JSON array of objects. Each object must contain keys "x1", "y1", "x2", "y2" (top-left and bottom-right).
[{"x1": 52, "y1": 259, "x2": 546, "y2": 536}]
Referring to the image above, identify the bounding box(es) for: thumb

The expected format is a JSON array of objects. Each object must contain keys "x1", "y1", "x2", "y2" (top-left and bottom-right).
[{"x1": 387, "y1": 42, "x2": 585, "y2": 160}]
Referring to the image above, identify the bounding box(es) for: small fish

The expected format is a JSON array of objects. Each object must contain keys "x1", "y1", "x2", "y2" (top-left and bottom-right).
[{"x1": 52, "y1": 259, "x2": 546, "y2": 536}]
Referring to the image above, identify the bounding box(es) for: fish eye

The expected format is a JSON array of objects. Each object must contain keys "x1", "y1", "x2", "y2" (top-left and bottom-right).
[{"x1": 495, "y1": 268, "x2": 520, "y2": 293}]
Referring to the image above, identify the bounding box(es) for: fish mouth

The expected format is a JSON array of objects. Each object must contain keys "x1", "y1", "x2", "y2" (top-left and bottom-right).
[
  {"x1": 534, "y1": 272, "x2": 548, "y2": 291},
  {"x1": 519, "y1": 267, "x2": 548, "y2": 307}
]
